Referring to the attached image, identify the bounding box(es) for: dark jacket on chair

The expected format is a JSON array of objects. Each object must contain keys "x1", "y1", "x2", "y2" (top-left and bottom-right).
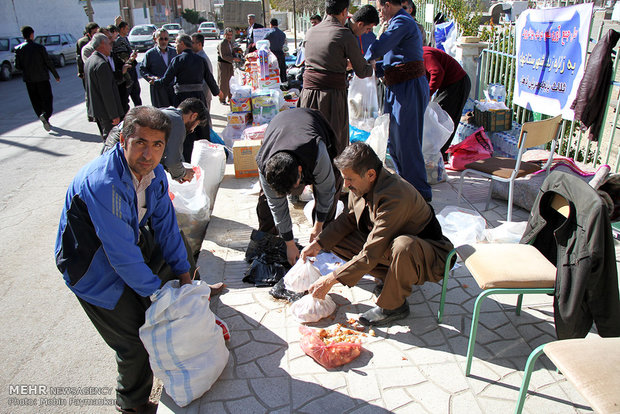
[{"x1": 521, "y1": 171, "x2": 620, "y2": 340}]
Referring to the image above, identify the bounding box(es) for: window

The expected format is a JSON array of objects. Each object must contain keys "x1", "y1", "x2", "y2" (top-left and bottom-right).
[{"x1": 130, "y1": 26, "x2": 156, "y2": 36}]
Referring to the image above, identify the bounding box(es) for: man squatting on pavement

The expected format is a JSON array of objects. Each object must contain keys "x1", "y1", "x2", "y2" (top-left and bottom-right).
[
  {"x1": 55, "y1": 106, "x2": 200, "y2": 413},
  {"x1": 301, "y1": 143, "x2": 454, "y2": 326}
]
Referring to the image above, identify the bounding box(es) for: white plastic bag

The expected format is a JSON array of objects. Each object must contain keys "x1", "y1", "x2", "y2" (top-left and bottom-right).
[
  {"x1": 365, "y1": 114, "x2": 390, "y2": 162},
  {"x1": 167, "y1": 165, "x2": 210, "y2": 255},
  {"x1": 436, "y1": 206, "x2": 487, "y2": 247},
  {"x1": 191, "y1": 140, "x2": 226, "y2": 212},
  {"x1": 484, "y1": 221, "x2": 528, "y2": 243},
  {"x1": 290, "y1": 294, "x2": 337, "y2": 323},
  {"x1": 422, "y1": 103, "x2": 453, "y2": 185},
  {"x1": 348, "y1": 74, "x2": 379, "y2": 131},
  {"x1": 283, "y1": 259, "x2": 322, "y2": 292},
  {"x1": 139, "y1": 280, "x2": 229, "y2": 407},
  {"x1": 303, "y1": 199, "x2": 344, "y2": 224}
]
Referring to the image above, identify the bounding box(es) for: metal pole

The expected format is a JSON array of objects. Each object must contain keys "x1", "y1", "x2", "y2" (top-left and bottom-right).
[
  {"x1": 261, "y1": 0, "x2": 267, "y2": 26},
  {"x1": 293, "y1": 0, "x2": 297, "y2": 47},
  {"x1": 86, "y1": 0, "x2": 94, "y2": 22}
]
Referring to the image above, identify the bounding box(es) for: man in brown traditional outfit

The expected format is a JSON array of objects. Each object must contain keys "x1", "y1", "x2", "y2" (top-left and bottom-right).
[
  {"x1": 301, "y1": 143, "x2": 453, "y2": 326},
  {"x1": 217, "y1": 28, "x2": 239, "y2": 104},
  {"x1": 298, "y1": 0, "x2": 374, "y2": 154}
]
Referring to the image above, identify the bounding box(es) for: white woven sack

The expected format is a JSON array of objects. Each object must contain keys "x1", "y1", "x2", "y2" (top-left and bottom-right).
[
  {"x1": 290, "y1": 294, "x2": 336, "y2": 323},
  {"x1": 283, "y1": 259, "x2": 322, "y2": 292},
  {"x1": 139, "y1": 280, "x2": 229, "y2": 407},
  {"x1": 190, "y1": 140, "x2": 226, "y2": 213}
]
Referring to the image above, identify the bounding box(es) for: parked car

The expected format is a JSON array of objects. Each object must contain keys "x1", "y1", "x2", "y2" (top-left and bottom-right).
[
  {"x1": 33, "y1": 33, "x2": 77, "y2": 67},
  {"x1": 0, "y1": 36, "x2": 24, "y2": 81},
  {"x1": 128, "y1": 25, "x2": 156, "y2": 52},
  {"x1": 161, "y1": 23, "x2": 184, "y2": 42},
  {"x1": 197, "y1": 22, "x2": 220, "y2": 39}
]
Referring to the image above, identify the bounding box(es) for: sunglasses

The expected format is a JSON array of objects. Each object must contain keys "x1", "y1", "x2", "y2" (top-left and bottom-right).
[{"x1": 159, "y1": 37, "x2": 169, "y2": 40}]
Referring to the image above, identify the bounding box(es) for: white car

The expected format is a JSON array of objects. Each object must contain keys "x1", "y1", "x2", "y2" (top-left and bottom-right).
[
  {"x1": 0, "y1": 36, "x2": 24, "y2": 81},
  {"x1": 197, "y1": 22, "x2": 220, "y2": 40},
  {"x1": 161, "y1": 23, "x2": 184, "y2": 43},
  {"x1": 128, "y1": 25, "x2": 156, "y2": 52}
]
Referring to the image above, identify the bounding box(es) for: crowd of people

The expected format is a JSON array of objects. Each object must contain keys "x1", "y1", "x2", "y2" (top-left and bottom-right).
[{"x1": 46, "y1": 0, "x2": 474, "y2": 411}]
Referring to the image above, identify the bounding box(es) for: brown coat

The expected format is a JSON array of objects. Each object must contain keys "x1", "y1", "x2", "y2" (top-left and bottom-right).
[{"x1": 317, "y1": 168, "x2": 453, "y2": 288}]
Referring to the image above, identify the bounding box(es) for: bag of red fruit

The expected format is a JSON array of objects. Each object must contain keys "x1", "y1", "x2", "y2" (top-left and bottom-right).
[{"x1": 298, "y1": 326, "x2": 362, "y2": 369}]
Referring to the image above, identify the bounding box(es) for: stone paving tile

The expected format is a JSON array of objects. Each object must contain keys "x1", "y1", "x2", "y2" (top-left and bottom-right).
[{"x1": 158, "y1": 166, "x2": 596, "y2": 413}]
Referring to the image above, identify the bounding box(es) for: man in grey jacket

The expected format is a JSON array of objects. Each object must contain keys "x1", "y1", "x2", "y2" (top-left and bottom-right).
[
  {"x1": 256, "y1": 108, "x2": 342, "y2": 265},
  {"x1": 84, "y1": 33, "x2": 125, "y2": 140},
  {"x1": 104, "y1": 98, "x2": 208, "y2": 183}
]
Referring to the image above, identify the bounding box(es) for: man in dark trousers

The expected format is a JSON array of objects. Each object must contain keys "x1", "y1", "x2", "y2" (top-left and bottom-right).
[
  {"x1": 152, "y1": 34, "x2": 221, "y2": 107},
  {"x1": 256, "y1": 108, "x2": 343, "y2": 265},
  {"x1": 55, "y1": 106, "x2": 196, "y2": 414},
  {"x1": 115, "y1": 21, "x2": 142, "y2": 107},
  {"x1": 140, "y1": 28, "x2": 177, "y2": 108},
  {"x1": 264, "y1": 18, "x2": 287, "y2": 82},
  {"x1": 14, "y1": 25, "x2": 60, "y2": 132},
  {"x1": 423, "y1": 46, "x2": 471, "y2": 159},
  {"x1": 84, "y1": 33, "x2": 125, "y2": 141}
]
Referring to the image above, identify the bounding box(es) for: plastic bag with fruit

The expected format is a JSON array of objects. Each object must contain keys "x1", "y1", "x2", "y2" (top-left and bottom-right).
[{"x1": 298, "y1": 326, "x2": 362, "y2": 368}]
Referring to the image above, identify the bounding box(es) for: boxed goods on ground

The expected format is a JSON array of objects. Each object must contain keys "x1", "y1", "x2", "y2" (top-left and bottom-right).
[
  {"x1": 251, "y1": 89, "x2": 282, "y2": 125},
  {"x1": 474, "y1": 101, "x2": 512, "y2": 132},
  {"x1": 233, "y1": 139, "x2": 262, "y2": 178},
  {"x1": 230, "y1": 84, "x2": 252, "y2": 113},
  {"x1": 227, "y1": 112, "x2": 252, "y2": 129}
]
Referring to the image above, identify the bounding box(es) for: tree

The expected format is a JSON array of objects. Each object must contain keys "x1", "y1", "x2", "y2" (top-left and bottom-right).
[{"x1": 182, "y1": 8, "x2": 201, "y2": 24}]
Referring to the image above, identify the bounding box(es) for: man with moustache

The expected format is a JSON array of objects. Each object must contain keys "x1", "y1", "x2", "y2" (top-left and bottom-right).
[
  {"x1": 140, "y1": 28, "x2": 177, "y2": 108},
  {"x1": 301, "y1": 143, "x2": 453, "y2": 326}
]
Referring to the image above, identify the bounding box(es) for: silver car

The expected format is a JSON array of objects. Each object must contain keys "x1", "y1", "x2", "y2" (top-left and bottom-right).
[
  {"x1": 0, "y1": 36, "x2": 24, "y2": 81},
  {"x1": 161, "y1": 23, "x2": 184, "y2": 42},
  {"x1": 128, "y1": 25, "x2": 156, "y2": 52},
  {"x1": 34, "y1": 33, "x2": 78, "y2": 67}
]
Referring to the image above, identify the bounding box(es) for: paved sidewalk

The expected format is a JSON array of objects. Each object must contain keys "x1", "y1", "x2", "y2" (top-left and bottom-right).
[{"x1": 158, "y1": 167, "x2": 597, "y2": 413}]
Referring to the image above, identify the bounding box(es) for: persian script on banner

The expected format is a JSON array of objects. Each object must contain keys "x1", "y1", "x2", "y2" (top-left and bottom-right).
[{"x1": 513, "y1": 3, "x2": 593, "y2": 120}]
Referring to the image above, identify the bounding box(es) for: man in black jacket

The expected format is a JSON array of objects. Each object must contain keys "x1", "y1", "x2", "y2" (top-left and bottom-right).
[{"x1": 15, "y1": 25, "x2": 60, "y2": 132}]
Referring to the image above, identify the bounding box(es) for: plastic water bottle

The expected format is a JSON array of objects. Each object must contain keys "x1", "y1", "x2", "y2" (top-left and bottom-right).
[
  {"x1": 257, "y1": 40, "x2": 270, "y2": 80},
  {"x1": 488, "y1": 84, "x2": 507, "y2": 104}
]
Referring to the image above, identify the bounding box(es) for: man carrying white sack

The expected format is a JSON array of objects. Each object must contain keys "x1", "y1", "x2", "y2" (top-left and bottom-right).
[
  {"x1": 55, "y1": 106, "x2": 198, "y2": 414},
  {"x1": 301, "y1": 142, "x2": 454, "y2": 326}
]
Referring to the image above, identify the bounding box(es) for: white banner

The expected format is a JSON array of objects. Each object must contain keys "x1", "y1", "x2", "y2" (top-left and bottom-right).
[{"x1": 513, "y1": 3, "x2": 593, "y2": 120}]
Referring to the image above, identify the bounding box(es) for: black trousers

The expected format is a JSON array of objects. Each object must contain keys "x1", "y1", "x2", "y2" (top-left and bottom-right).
[
  {"x1": 435, "y1": 74, "x2": 471, "y2": 157},
  {"x1": 128, "y1": 66, "x2": 142, "y2": 106},
  {"x1": 273, "y1": 50, "x2": 287, "y2": 83},
  {"x1": 77, "y1": 230, "x2": 198, "y2": 410},
  {"x1": 25, "y1": 80, "x2": 53, "y2": 120},
  {"x1": 95, "y1": 118, "x2": 115, "y2": 142}
]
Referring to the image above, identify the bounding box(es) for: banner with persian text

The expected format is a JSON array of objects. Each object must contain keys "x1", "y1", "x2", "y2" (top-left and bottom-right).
[{"x1": 513, "y1": 3, "x2": 593, "y2": 120}]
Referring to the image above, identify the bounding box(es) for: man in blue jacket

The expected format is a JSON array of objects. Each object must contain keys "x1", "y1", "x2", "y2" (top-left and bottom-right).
[
  {"x1": 152, "y1": 34, "x2": 221, "y2": 106},
  {"x1": 55, "y1": 106, "x2": 194, "y2": 414}
]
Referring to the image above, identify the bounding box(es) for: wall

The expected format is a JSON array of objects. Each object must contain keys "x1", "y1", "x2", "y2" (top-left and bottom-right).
[{"x1": 0, "y1": 0, "x2": 119, "y2": 39}]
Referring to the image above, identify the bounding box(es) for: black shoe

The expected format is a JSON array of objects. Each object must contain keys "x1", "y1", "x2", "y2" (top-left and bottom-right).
[
  {"x1": 372, "y1": 283, "x2": 384, "y2": 296},
  {"x1": 39, "y1": 114, "x2": 51, "y2": 131},
  {"x1": 358, "y1": 302, "x2": 410, "y2": 326}
]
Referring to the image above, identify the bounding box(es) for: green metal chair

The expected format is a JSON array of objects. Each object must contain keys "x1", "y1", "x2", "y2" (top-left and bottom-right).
[
  {"x1": 515, "y1": 337, "x2": 620, "y2": 414},
  {"x1": 437, "y1": 243, "x2": 556, "y2": 376}
]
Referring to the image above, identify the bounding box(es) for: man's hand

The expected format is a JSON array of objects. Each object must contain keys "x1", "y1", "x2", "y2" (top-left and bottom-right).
[
  {"x1": 309, "y1": 221, "x2": 323, "y2": 243},
  {"x1": 55, "y1": 77, "x2": 60, "y2": 83},
  {"x1": 112, "y1": 117, "x2": 120, "y2": 125},
  {"x1": 308, "y1": 273, "x2": 338, "y2": 299},
  {"x1": 300, "y1": 240, "x2": 321, "y2": 262},
  {"x1": 218, "y1": 91, "x2": 225, "y2": 100},
  {"x1": 122, "y1": 63, "x2": 131, "y2": 74},
  {"x1": 285, "y1": 239, "x2": 300, "y2": 266},
  {"x1": 78, "y1": 73, "x2": 83, "y2": 79},
  {"x1": 178, "y1": 272, "x2": 192, "y2": 286},
  {"x1": 115, "y1": 16, "x2": 122, "y2": 26},
  {"x1": 177, "y1": 167, "x2": 195, "y2": 183}
]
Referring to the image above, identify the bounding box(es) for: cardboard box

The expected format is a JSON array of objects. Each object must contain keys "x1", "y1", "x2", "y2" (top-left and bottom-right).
[
  {"x1": 233, "y1": 139, "x2": 262, "y2": 178},
  {"x1": 474, "y1": 107, "x2": 513, "y2": 132}
]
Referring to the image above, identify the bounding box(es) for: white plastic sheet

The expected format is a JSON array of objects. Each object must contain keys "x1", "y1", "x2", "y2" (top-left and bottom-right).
[{"x1": 436, "y1": 206, "x2": 487, "y2": 247}]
